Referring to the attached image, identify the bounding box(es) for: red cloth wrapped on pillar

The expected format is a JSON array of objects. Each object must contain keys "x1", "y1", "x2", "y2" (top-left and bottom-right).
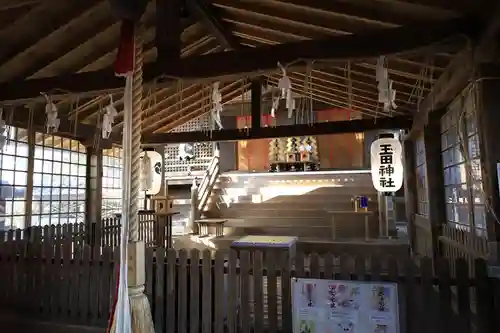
[{"x1": 114, "y1": 19, "x2": 135, "y2": 77}]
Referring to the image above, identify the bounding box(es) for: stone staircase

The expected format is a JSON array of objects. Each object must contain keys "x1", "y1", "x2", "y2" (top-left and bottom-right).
[{"x1": 199, "y1": 171, "x2": 379, "y2": 246}]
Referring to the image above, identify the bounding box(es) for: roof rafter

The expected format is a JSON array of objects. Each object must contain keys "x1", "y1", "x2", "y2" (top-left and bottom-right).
[{"x1": 0, "y1": 17, "x2": 480, "y2": 104}]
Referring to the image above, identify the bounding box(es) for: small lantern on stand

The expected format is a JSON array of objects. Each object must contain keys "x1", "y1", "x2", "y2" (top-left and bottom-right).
[{"x1": 152, "y1": 196, "x2": 176, "y2": 248}]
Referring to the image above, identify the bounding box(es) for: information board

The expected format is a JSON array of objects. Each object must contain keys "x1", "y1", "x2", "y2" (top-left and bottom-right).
[{"x1": 292, "y1": 278, "x2": 400, "y2": 333}]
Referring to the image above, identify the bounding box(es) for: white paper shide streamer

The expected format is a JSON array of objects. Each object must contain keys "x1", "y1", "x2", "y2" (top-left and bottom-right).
[
  {"x1": 140, "y1": 151, "x2": 153, "y2": 192},
  {"x1": 271, "y1": 62, "x2": 294, "y2": 118},
  {"x1": 102, "y1": 95, "x2": 118, "y2": 139},
  {"x1": 376, "y1": 56, "x2": 397, "y2": 112},
  {"x1": 211, "y1": 82, "x2": 223, "y2": 130},
  {"x1": 43, "y1": 93, "x2": 60, "y2": 133}
]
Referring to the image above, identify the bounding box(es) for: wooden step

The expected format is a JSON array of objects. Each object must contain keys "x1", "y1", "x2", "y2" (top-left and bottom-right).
[
  {"x1": 242, "y1": 216, "x2": 329, "y2": 227},
  {"x1": 221, "y1": 207, "x2": 329, "y2": 219},
  {"x1": 223, "y1": 201, "x2": 378, "y2": 212},
  {"x1": 242, "y1": 226, "x2": 333, "y2": 239}
]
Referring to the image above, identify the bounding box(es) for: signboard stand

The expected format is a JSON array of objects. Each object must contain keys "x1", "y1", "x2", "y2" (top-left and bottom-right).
[{"x1": 292, "y1": 278, "x2": 400, "y2": 333}]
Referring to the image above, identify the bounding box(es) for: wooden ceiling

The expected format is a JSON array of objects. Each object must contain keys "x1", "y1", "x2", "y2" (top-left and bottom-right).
[{"x1": 0, "y1": 0, "x2": 494, "y2": 139}]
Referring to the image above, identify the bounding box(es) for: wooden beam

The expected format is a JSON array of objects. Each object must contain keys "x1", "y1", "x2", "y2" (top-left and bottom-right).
[
  {"x1": 140, "y1": 115, "x2": 412, "y2": 144},
  {"x1": 5, "y1": 106, "x2": 111, "y2": 145},
  {"x1": 187, "y1": 0, "x2": 240, "y2": 49},
  {"x1": 0, "y1": 17, "x2": 478, "y2": 104},
  {"x1": 410, "y1": 5, "x2": 500, "y2": 136},
  {"x1": 156, "y1": 0, "x2": 182, "y2": 60}
]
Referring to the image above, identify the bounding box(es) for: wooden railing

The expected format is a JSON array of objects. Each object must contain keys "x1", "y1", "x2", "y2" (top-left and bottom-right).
[
  {"x1": 197, "y1": 154, "x2": 220, "y2": 213},
  {"x1": 0, "y1": 243, "x2": 496, "y2": 333}
]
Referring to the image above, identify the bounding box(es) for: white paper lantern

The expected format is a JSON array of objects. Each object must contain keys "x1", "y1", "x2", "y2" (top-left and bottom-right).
[
  {"x1": 140, "y1": 150, "x2": 163, "y2": 195},
  {"x1": 370, "y1": 138, "x2": 403, "y2": 192}
]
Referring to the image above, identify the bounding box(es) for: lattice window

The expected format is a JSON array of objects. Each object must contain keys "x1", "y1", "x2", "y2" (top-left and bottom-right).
[
  {"x1": 31, "y1": 135, "x2": 87, "y2": 226},
  {"x1": 414, "y1": 135, "x2": 428, "y2": 216},
  {"x1": 0, "y1": 127, "x2": 29, "y2": 230},
  {"x1": 441, "y1": 85, "x2": 485, "y2": 234},
  {"x1": 165, "y1": 114, "x2": 214, "y2": 173},
  {"x1": 102, "y1": 147, "x2": 122, "y2": 218}
]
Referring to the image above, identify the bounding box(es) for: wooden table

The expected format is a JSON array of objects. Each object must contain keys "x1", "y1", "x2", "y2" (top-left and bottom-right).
[
  {"x1": 195, "y1": 219, "x2": 227, "y2": 237},
  {"x1": 327, "y1": 211, "x2": 374, "y2": 241}
]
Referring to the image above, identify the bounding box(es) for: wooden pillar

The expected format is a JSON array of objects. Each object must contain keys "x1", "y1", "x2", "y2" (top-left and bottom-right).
[
  {"x1": 402, "y1": 137, "x2": 418, "y2": 252},
  {"x1": 476, "y1": 64, "x2": 500, "y2": 262},
  {"x1": 251, "y1": 79, "x2": 262, "y2": 130},
  {"x1": 23, "y1": 124, "x2": 35, "y2": 229},
  {"x1": 84, "y1": 144, "x2": 103, "y2": 246},
  {"x1": 423, "y1": 111, "x2": 447, "y2": 262}
]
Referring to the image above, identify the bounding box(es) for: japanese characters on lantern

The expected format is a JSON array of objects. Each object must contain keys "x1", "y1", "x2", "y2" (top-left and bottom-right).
[{"x1": 370, "y1": 138, "x2": 403, "y2": 192}]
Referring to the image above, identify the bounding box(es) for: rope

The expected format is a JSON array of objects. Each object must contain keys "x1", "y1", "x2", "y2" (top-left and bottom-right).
[{"x1": 129, "y1": 26, "x2": 144, "y2": 243}]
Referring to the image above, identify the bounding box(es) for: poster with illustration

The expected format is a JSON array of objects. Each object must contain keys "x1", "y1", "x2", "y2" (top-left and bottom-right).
[{"x1": 292, "y1": 278, "x2": 400, "y2": 333}]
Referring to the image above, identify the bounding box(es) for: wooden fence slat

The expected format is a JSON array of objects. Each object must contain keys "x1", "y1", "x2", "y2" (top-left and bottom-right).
[
  {"x1": 69, "y1": 246, "x2": 81, "y2": 323},
  {"x1": 323, "y1": 252, "x2": 334, "y2": 280},
  {"x1": 239, "y1": 251, "x2": 250, "y2": 333},
  {"x1": 41, "y1": 228, "x2": 51, "y2": 318},
  {"x1": 167, "y1": 249, "x2": 177, "y2": 333},
  {"x1": 455, "y1": 258, "x2": 471, "y2": 333},
  {"x1": 295, "y1": 251, "x2": 304, "y2": 278},
  {"x1": 99, "y1": 247, "x2": 113, "y2": 326},
  {"x1": 253, "y1": 250, "x2": 264, "y2": 333},
  {"x1": 226, "y1": 250, "x2": 237, "y2": 333},
  {"x1": 280, "y1": 251, "x2": 292, "y2": 333},
  {"x1": 79, "y1": 246, "x2": 91, "y2": 325},
  {"x1": 436, "y1": 257, "x2": 452, "y2": 332},
  {"x1": 266, "y1": 250, "x2": 278, "y2": 333},
  {"x1": 145, "y1": 247, "x2": 154, "y2": 315},
  {"x1": 339, "y1": 254, "x2": 351, "y2": 280},
  {"x1": 189, "y1": 249, "x2": 200, "y2": 333},
  {"x1": 310, "y1": 252, "x2": 320, "y2": 279},
  {"x1": 61, "y1": 227, "x2": 72, "y2": 321},
  {"x1": 421, "y1": 257, "x2": 437, "y2": 333},
  {"x1": 354, "y1": 255, "x2": 366, "y2": 281},
  {"x1": 88, "y1": 245, "x2": 100, "y2": 326},
  {"x1": 177, "y1": 249, "x2": 188, "y2": 333},
  {"x1": 403, "y1": 257, "x2": 417, "y2": 333},
  {"x1": 474, "y1": 259, "x2": 494, "y2": 333},
  {"x1": 213, "y1": 251, "x2": 225, "y2": 333},
  {"x1": 155, "y1": 247, "x2": 165, "y2": 333},
  {"x1": 201, "y1": 249, "x2": 212, "y2": 333}
]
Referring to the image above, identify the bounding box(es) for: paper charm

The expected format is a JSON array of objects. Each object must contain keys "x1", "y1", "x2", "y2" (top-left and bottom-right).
[
  {"x1": 43, "y1": 93, "x2": 60, "y2": 133},
  {"x1": 376, "y1": 56, "x2": 397, "y2": 112},
  {"x1": 140, "y1": 151, "x2": 153, "y2": 191},
  {"x1": 211, "y1": 82, "x2": 223, "y2": 129},
  {"x1": 102, "y1": 95, "x2": 118, "y2": 139},
  {"x1": 277, "y1": 62, "x2": 294, "y2": 118}
]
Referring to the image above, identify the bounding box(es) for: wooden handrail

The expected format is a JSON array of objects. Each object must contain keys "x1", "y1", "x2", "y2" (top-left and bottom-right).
[{"x1": 196, "y1": 155, "x2": 220, "y2": 212}]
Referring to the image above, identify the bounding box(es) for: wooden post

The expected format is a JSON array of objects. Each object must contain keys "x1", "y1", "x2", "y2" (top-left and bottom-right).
[
  {"x1": 251, "y1": 79, "x2": 262, "y2": 130},
  {"x1": 423, "y1": 111, "x2": 447, "y2": 263},
  {"x1": 476, "y1": 64, "x2": 500, "y2": 262},
  {"x1": 402, "y1": 137, "x2": 418, "y2": 252},
  {"x1": 84, "y1": 143, "x2": 103, "y2": 247}
]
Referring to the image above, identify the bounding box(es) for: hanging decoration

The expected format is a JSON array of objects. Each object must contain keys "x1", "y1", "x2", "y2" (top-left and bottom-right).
[
  {"x1": 376, "y1": 56, "x2": 397, "y2": 112},
  {"x1": 370, "y1": 137, "x2": 403, "y2": 192},
  {"x1": 211, "y1": 82, "x2": 223, "y2": 130},
  {"x1": 271, "y1": 62, "x2": 294, "y2": 118},
  {"x1": 102, "y1": 95, "x2": 118, "y2": 139},
  {"x1": 140, "y1": 150, "x2": 162, "y2": 195},
  {"x1": 0, "y1": 108, "x2": 7, "y2": 151},
  {"x1": 42, "y1": 93, "x2": 60, "y2": 133}
]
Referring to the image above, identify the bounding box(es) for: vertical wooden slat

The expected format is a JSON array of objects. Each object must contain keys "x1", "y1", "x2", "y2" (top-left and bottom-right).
[
  {"x1": 295, "y1": 251, "x2": 304, "y2": 278},
  {"x1": 339, "y1": 254, "x2": 351, "y2": 280},
  {"x1": 253, "y1": 250, "x2": 264, "y2": 333},
  {"x1": 323, "y1": 253, "x2": 334, "y2": 280},
  {"x1": 266, "y1": 250, "x2": 278, "y2": 333},
  {"x1": 61, "y1": 229, "x2": 72, "y2": 321},
  {"x1": 436, "y1": 257, "x2": 452, "y2": 332},
  {"x1": 309, "y1": 252, "x2": 320, "y2": 279},
  {"x1": 214, "y1": 251, "x2": 225, "y2": 333},
  {"x1": 52, "y1": 229, "x2": 62, "y2": 319},
  {"x1": 226, "y1": 250, "x2": 237, "y2": 333},
  {"x1": 167, "y1": 249, "x2": 177, "y2": 333},
  {"x1": 145, "y1": 247, "x2": 154, "y2": 313},
  {"x1": 79, "y1": 245, "x2": 91, "y2": 325},
  {"x1": 201, "y1": 249, "x2": 212, "y2": 333},
  {"x1": 370, "y1": 255, "x2": 382, "y2": 281},
  {"x1": 69, "y1": 246, "x2": 81, "y2": 323},
  {"x1": 41, "y1": 229, "x2": 51, "y2": 318},
  {"x1": 178, "y1": 249, "x2": 188, "y2": 333},
  {"x1": 99, "y1": 247, "x2": 113, "y2": 326},
  {"x1": 455, "y1": 258, "x2": 471, "y2": 332},
  {"x1": 88, "y1": 246, "x2": 100, "y2": 326},
  {"x1": 474, "y1": 259, "x2": 494, "y2": 333},
  {"x1": 190, "y1": 249, "x2": 200, "y2": 333},
  {"x1": 280, "y1": 251, "x2": 292, "y2": 333},
  {"x1": 420, "y1": 257, "x2": 436, "y2": 333},
  {"x1": 240, "y1": 251, "x2": 250, "y2": 333},
  {"x1": 354, "y1": 255, "x2": 366, "y2": 281},
  {"x1": 403, "y1": 257, "x2": 417, "y2": 333},
  {"x1": 155, "y1": 247, "x2": 165, "y2": 333}
]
